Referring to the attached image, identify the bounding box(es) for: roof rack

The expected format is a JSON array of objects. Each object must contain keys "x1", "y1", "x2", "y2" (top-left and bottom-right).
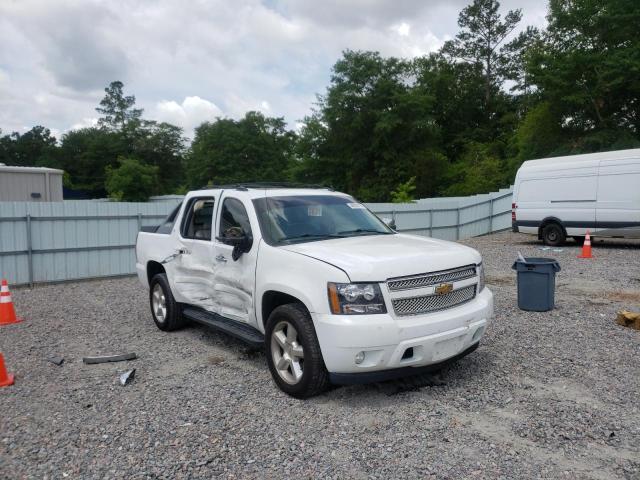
[{"x1": 198, "y1": 182, "x2": 333, "y2": 191}]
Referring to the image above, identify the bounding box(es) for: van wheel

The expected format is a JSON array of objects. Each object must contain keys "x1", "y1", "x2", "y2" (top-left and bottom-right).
[
  {"x1": 149, "y1": 273, "x2": 185, "y2": 331},
  {"x1": 542, "y1": 223, "x2": 566, "y2": 246},
  {"x1": 572, "y1": 236, "x2": 585, "y2": 244},
  {"x1": 265, "y1": 303, "x2": 330, "y2": 399}
]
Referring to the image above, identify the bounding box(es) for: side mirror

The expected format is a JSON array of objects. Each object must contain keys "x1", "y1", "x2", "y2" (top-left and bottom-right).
[
  {"x1": 381, "y1": 217, "x2": 396, "y2": 230},
  {"x1": 216, "y1": 235, "x2": 245, "y2": 247},
  {"x1": 216, "y1": 233, "x2": 253, "y2": 261}
]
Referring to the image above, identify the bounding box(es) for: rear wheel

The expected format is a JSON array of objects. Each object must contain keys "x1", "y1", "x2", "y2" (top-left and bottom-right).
[
  {"x1": 542, "y1": 223, "x2": 566, "y2": 246},
  {"x1": 149, "y1": 273, "x2": 185, "y2": 331},
  {"x1": 265, "y1": 303, "x2": 330, "y2": 398}
]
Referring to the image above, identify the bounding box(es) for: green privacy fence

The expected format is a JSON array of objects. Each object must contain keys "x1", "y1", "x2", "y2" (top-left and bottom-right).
[{"x1": 0, "y1": 188, "x2": 512, "y2": 286}]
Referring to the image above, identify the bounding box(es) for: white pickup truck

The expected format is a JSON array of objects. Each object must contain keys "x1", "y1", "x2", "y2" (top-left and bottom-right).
[{"x1": 136, "y1": 184, "x2": 493, "y2": 398}]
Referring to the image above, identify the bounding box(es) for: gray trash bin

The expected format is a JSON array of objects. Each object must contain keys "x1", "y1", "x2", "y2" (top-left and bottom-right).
[{"x1": 511, "y1": 257, "x2": 561, "y2": 312}]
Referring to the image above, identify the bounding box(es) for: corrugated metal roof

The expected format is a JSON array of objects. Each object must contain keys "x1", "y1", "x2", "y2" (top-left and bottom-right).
[{"x1": 0, "y1": 165, "x2": 64, "y2": 174}]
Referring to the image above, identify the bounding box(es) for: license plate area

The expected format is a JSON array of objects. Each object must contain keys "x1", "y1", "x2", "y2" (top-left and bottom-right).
[{"x1": 432, "y1": 335, "x2": 465, "y2": 362}]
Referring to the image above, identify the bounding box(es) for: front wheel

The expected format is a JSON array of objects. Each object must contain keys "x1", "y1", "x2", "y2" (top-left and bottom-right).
[
  {"x1": 265, "y1": 303, "x2": 330, "y2": 398},
  {"x1": 542, "y1": 223, "x2": 566, "y2": 246}
]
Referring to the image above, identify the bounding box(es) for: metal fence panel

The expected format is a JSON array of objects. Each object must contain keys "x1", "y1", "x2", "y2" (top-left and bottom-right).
[
  {"x1": 0, "y1": 189, "x2": 513, "y2": 286},
  {"x1": 0, "y1": 200, "x2": 179, "y2": 286}
]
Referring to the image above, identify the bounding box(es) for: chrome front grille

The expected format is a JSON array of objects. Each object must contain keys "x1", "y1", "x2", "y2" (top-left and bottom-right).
[
  {"x1": 392, "y1": 285, "x2": 477, "y2": 316},
  {"x1": 387, "y1": 265, "x2": 476, "y2": 292}
]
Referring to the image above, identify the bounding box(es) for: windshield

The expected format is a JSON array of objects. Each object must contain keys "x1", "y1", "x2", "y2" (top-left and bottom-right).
[{"x1": 253, "y1": 195, "x2": 394, "y2": 245}]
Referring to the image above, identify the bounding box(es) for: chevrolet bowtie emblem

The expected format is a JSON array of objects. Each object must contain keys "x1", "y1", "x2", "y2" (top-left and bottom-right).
[{"x1": 435, "y1": 283, "x2": 453, "y2": 295}]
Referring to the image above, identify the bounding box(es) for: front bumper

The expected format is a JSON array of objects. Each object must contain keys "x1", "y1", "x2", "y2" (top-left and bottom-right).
[{"x1": 313, "y1": 287, "x2": 493, "y2": 377}]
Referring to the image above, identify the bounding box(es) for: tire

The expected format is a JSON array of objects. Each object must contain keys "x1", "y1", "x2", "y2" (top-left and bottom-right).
[
  {"x1": 149, "y1": 273, "x2": 185, "y2": 331},
  {"x1": 572, "y1": 236, "x2": 585, "y2": 244},
  {"x1": 265, "y1": 303, "x2": 330, "y2": 399},
  {"x1": 542, "y1": 223, "x2": 566, "y2": 246}
]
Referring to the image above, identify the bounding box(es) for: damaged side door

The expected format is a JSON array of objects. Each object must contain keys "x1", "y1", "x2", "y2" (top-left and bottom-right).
[
  {"x1": 172, "y1": 194, "x2": 220, "y2": 312},
  {"x1": 212, "y1": 195, "x2": 257, "y2": 325}
]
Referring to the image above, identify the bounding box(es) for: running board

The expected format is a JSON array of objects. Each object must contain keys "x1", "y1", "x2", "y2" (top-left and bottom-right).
[{"x1": 182, "y1": 307, "x2": 265, "y2": 349}]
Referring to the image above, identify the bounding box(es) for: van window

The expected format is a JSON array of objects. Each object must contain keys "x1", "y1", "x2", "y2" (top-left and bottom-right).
[{"x1": 181, "y1": 197, "x2": 215, "y2": 240}]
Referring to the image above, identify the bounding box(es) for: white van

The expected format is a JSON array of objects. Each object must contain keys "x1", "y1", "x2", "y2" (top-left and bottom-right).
[{"x1": 512, "y1": 148, "x2": 640, "y2": 246}]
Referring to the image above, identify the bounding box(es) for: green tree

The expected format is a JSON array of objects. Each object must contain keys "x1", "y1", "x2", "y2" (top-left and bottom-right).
[
  {"x1": 96, "y1": 81, "x2": 143, "y2": 131},
  {"x1": 132, "y1": 121, "x2": 186, "y2": 192},
  {"x1": 442, "y1": 0, "x2": 522, "y2": 108},
  {"x1": 295, "y1": 51, "x2": 445, "y2": 201},
  {"x1": 0, "y1": 126, "x2": 59, "y2": 168},
  {"x1": 58, "y1": 128, "x2": 125, "y2": 196},
  {"x1": 390, "y1": 177, "x2": 417, "y2": 203},
  {"x1": 527, "y1": 0, "x2": 640, "y2": 149},
  {"x1": 105, "y1": 157, "x2": 159, "y2": 202},
  {"x1": 187, "y1": 111, "x2": 294, "y2": 187}
]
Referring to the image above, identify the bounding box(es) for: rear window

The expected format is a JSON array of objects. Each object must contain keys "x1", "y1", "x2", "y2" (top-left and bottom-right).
[{"x1": 155, "y1": 202, "x2": 182, "y2": 234}]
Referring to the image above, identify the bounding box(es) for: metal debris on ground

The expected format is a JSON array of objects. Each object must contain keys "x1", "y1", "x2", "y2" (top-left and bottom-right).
[
  {"x1": 46, "y1": 356, "x2": 64, "y2": 366},
  {"x1": 82, "y1": 352, "x2": 137, "y2": 364},
  {"x1": 119, "y1": 369, "x2": 136, "y2": 386},
  {"x1": 616, "y1": 310, "x2": 640, "y2": 330}
]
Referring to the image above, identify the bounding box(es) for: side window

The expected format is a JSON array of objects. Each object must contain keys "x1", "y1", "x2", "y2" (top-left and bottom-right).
[
  {"x1": 181, "y1": 197, "x2": 215, "y2": 240},
  {"x1": 219, "y1": 198, "x2": 252, "y2": 240},
  {"x1": 156, "y1": 202, "x2": 182, "y2": 234}
]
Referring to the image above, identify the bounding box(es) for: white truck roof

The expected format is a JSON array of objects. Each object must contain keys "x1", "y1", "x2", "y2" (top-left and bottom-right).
[{"x1": 188, "y1": 185, "x2": 346, "y2": 200}]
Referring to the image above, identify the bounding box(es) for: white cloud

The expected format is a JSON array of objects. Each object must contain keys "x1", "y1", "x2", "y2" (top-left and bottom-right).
[
  {"x1": 395, "y1": 22, "x2": 411, "y2": 37},
  {"x1": 0, "y1": 0, "x2": 549, "y2": 138},
  {"x1": 69, "y1": 117, "x2": 98, "y2": 131},
  {"x1": 154, "y1": 96, "x2": 223, "y2": 135}
]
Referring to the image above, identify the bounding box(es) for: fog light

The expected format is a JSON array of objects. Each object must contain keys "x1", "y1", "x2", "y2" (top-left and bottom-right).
[{"x1": 354, "y1": 351, "x2": 365, "y2": 364}]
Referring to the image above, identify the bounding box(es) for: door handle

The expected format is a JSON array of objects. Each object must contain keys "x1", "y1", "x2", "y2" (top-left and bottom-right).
[
  {"x1": 215, "y1": 254, "x2": 227, "y2": 263},
  {"x1": 177, "y1": 247, "x2": 191, "y2": 255}
]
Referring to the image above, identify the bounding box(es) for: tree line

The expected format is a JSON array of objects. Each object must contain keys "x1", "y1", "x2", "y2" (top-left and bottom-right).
[{"x1": 1, "y1": 0, "x2": 638, "y2": 202}]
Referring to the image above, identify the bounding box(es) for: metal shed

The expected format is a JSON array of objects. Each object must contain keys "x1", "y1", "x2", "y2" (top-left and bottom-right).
[{"x1": 0, "y1": 164, "x2": 64, "y2": 202}]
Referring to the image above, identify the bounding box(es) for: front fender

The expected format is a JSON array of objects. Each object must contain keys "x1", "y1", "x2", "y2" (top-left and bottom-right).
[{"x1": 256, "y1": 244, "x2": 350, "y2": 329}]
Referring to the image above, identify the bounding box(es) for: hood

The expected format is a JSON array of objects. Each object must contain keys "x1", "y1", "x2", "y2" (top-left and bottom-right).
[{"x1": 281, "y1": 233, "x2": 481, "y2": 282}]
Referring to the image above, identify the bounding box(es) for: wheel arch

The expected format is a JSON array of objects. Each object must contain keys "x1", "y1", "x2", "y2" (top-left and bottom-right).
[
  {"x1": 147, "y1": 261, "x2": 166, "y2": 285},
  {"x1": 538, "y1": 217, "x2": 566, "y2": 240},
  {"x1": 261, "y1": 290, "x2": 311, "y2": 330}
]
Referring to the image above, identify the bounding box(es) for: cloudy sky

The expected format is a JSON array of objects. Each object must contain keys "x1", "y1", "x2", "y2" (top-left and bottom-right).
[{"x1": 0, "y1": 0, "x2": 547, "y2": 139}]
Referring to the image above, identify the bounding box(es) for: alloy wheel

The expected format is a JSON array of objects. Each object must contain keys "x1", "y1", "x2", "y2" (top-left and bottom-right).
[{"x1": 270, "y1": 320, "x2": 305, "y2": 385}]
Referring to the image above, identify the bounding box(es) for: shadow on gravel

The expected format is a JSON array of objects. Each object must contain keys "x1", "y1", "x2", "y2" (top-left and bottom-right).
[
  {"x1": 327, "y1": 349, "x2": 493, "y2": 402},
  {"x1": 515, "y1": 237, "x2": 640, "y2": 250}
]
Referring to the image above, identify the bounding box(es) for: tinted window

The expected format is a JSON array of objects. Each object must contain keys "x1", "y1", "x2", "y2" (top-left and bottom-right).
[
  {"x1": 156, "y1": 202, "x2": 182, "y2": 234},
  {"x1": 253, "y1": 195, "x2": 392, "y2": 245},
  {"x1": 219, "y1": 198, "x2": 253, "y2": 242},
  {"x1": 181, "y1": 197, "x2": 215, "y2": 240}
]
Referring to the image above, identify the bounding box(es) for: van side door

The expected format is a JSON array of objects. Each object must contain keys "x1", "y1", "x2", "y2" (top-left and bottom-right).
[
  {"x1": 211, "y1": 195, "x2": 259, "y2": 325},
  {"x1": 596, "y1": 158, "x2": 640, "y2": 237}
]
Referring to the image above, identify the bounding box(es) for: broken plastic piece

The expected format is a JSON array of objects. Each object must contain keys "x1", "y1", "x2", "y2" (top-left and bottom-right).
[
  {"x1": 82, "y1": 352, "x2": 137, "y2": 364},
  {"x1": 119, "y1": 368, "x2": 136, "y2": 386},
  {"x1": 47, "y1": 356, "x2": 64, "y2": 366}
]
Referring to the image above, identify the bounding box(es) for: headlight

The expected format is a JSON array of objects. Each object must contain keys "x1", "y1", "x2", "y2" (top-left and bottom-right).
[
  {"x1": 477, "y1": 262, "x2": 486, "y2": 292},
  {"x1": 327, "y1": 282, "x2": 387, "y2": 315}
]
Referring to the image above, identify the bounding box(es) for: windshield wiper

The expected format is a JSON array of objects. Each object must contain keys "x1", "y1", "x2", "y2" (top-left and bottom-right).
[
  {"x1": 337, "y1": 228, "x2": 391, "y2": 236},
  {"x1": 280, "y1": 233, "x2": 345, "y2": 243}
]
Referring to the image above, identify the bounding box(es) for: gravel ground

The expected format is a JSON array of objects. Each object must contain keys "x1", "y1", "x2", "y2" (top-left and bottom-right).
[{"x1": 1, "y1": 231, "x2": 639, "y2": 479}]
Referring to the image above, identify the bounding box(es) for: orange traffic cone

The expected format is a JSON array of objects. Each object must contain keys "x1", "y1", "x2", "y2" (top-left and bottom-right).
[
  {"x1": 0, "y1": 279, "x2": 23, "y2": 325},
  {"x1": 0, "y1": 353, "x2": 14, "y2": 387},
  {"x1": 577, "y1": 230, "x2": 593, "y2": 259}
]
